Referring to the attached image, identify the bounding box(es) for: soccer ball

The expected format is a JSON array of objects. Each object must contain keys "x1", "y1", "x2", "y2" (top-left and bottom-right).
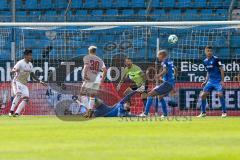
[{"x1": 168, "y1": 34, "x2": 178, "y2": 44}]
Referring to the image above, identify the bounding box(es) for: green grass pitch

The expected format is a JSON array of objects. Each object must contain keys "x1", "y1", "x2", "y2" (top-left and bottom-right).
[{"x1": 0, "y1": 116, "x2": 240, "y2": 160}]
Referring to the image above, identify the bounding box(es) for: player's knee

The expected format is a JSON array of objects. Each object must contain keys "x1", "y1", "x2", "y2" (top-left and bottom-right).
[
  {"x1": 15, "y1": 93, "x2": 22, "y2": 99},
  {"x1": 22, "y1": 97, "x2": 29, "y2": 103},
  {"x1": 200, "y1": 92, "x2": 207, "y2": 99},
  {"x1": 217, "y1": 93, "x2": 223, "y2": 97},
  {"x1": 147, "y1": 91, "x2": 156, "y2": 97},
  {"x1": 123, "y1": 88, "x2": 132, "y2": 96},
  {"x1": 158, "y1": 95, "x2": 164, "y2": 100}
]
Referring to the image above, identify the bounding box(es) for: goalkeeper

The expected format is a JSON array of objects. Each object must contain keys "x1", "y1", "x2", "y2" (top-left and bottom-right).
[{"x1": 117, "y1": 58, "x2": 148, "y2": 110}]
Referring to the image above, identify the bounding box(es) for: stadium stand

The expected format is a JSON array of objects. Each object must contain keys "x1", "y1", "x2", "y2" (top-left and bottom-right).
[
  {"x1": 0, "y1": 0, "x2": 235, "y2": 22},
  {"x1": 0, "y1": 0, "x2": 239, "y2": 61}
]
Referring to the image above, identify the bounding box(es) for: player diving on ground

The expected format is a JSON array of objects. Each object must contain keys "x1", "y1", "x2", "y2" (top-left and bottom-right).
[{"x1": 60, "y1": 90, "x2": 140, "y2": 118}]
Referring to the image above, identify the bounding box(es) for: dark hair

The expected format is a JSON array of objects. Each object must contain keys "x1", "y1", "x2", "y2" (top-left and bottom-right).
[
  {"x1": 205, "y1": 46, "x2": 213, "y2": 50},
  {"x1": 23, "y1": 49, "x2": 32, "y2": 56}
]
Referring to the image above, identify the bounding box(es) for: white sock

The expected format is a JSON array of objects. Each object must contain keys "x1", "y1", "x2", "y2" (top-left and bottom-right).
[
  {"x1": 15, "y1": 100, "x2": 27, "y2": 114},
  {"x1": 88, "y1": 97, "x2": 95, "y2": 110},
  {"x1": 80, "y1": 96, "x2": 89, "y2": 108},
  {"x1": 10, "y1": 95, "x2": 21, "y2": 111}
]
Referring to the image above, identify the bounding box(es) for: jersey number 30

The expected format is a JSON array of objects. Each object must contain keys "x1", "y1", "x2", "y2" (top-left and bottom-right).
[{"x1": 90, "y1": 60, "x2": 100, "y2": 72}]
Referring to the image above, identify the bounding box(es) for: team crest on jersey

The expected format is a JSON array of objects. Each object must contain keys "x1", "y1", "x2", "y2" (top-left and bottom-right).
[{"x1": 206, "y1": 65, "x2": 213, "y2": 68}]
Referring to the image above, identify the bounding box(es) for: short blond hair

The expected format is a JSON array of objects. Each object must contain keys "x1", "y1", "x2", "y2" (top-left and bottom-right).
[
  {"x1": 157, "y1": 50, "x2": 168, "y2": 57},
  {"x1": 88, "y1": 46, "x2": 97, "y2": 53}
]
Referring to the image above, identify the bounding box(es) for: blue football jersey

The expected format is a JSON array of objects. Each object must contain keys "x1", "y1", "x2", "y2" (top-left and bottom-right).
[
  {"x1": 161, "y1": 58, "x2": 175, "y2": 86},
  {"x1": 203, "y1": 56, "x2": 222, "y2": 83}
]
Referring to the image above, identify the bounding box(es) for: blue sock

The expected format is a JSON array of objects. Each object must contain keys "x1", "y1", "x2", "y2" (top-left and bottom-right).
[
  {"x1": 144, "y1": 97, "x2": 153, "y2": 115},
  {"x1": 201, "y1": 99, "x2": 207, "y2": 113},
  {"x1": 220, "y1": 96, "x2": 226, "y2": 113},
  {"x1": 154, "y1": 97, "x2": 158, "y2": 113},
  {"x1": 160, "y1": 98, "x2": 168, "y2": 116}
]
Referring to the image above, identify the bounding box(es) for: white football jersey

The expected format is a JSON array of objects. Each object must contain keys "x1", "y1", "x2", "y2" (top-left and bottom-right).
[
  {"x1": 12, "y1": 59, "x2": 33, "y2": 85},
  {"x1": 82, "y1": 54, "x2": 105, "y2": 82}
]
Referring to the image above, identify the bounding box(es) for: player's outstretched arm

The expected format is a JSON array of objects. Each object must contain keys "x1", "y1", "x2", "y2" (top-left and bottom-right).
[{"x1": 30, "y1": 72, "x2": 47, "y2": 86}]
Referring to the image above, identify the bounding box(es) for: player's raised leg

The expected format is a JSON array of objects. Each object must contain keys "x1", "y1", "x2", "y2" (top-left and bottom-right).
[
  {"x1": 139, "y1": 50, "x2": 175, "y2": 117},
  {"x1": 81, "y1": 46, "x2": 107, "y2": 117}
]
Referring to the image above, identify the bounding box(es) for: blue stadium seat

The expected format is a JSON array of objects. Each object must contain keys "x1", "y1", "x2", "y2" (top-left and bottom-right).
[
  {"x1": 0, "y1": 50, "x2": 11, "y2": 60},
  {"x1": 83, "y1": 0, "x2": 98, "y2": 8},
  {"x1": 29, "y1": 11, "x2": 41, "y2": 22},
  {"x1": 101, "y1": 0, "x2": 112, "y2": 7},
  {"x1": 91, "y1": 10, "x2": 103, "y2": 21},
  {"x1": 54, "y1": 1, "x2": 68, "y2": 8},
  {"x1": 230, "y1": 36, "x2": 240, "y2": 47},
  {"x1": 185, "y1": 9, "x2": 198, "y2": 20},
  {"x1": 222, "y1": 0, "x2": 231, "y2": 7},
  {"x1": 45, "y1": 10, "x2": 57, "y2": 22},
  {"x1": 208, "y1": 0, "x2": 231, "y2": 8},
  {"x1": 16, "y1": 11, "x2": 27, "y2": 22},
  {"x1": 151, "y1": 9, "x2": 165, "y2": 21},
  {"x1": 40, "y1": 0, "x2": 52, "y2": 9},
  {"x1": 71, "y1": 0, "x2": 82, "y2": 8},
  {"x1": 25, "y1": 0, "x2": 38, "y2": 9},
  {"x1": 201, "y1": 9, "x2": 213, "y2": 20},
  {"x1": 215, "y1": 48, "x2": 230, "y2": 58},
  {"x1": 178, "y1": 0, "x2": 192, "y2": 7},
  {"x1": 213, "y1": 36, "x2": 228, "y2": 47},
  {"x1": 138, "y1": 9, "x2": 147, "y2": 16},
  {"x1": 0, "y1": 11, "x2": 11, "y2": 22},
  {"x1": 162, "y1": 0, "x2": 175, "y2": 7},
  {"x1": 214, "y1": 9, "x2": 228, "y2": 20},
  {"x1": 0, "y1": 0, "x2": 8, "y2": 9},
  {"x1": 193, "y1": 0, "x2": 206, "y2": 7},
  {"x1": 151, "y1": 0, "x2": 160, "y2": 7},
  {"x1": 115, "y1": 0, "x2": 129, "y2": 7},
  {"x1": 131, "y1": 0, "x2": 145, "y2": 7},
  {"x1": 122, "y1": 9, "x2": 134, "y2": 15},
  {"x1": 15, "y1": 0, "x2": 23, "y2": 9},
  {"x1": 169, "y1": 9, "x2": 182, "y2": 21},
  {"x1": 106, "y1": 9, "x2": 118, "y2": 15},
  {"x1": 71, "y1": 10, "x2": 88, "y2": 21},
  {"x1": 233, "y1": 48, "x2": 240, "y2": 57},
  {"x1": 105, "y1": 9, "x2": 118, "y2": 20}
]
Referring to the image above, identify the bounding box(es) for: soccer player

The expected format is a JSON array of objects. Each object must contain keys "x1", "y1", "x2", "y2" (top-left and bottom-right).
[
  {"x1": 139, "y1": 50, "x2": 175, "y2": 118},
  {"x1": 197, "y1": 46, "x2": 227, "y2": 118},
  {"x1": 9, "y1": 49, "x2": 46, "y2": 116},
  {"x1": 117, "y1": 58, "x2": 148, "y2": 110},
  {"x1": 81, "y1": 46, "x2": 107, "y2": 116}
]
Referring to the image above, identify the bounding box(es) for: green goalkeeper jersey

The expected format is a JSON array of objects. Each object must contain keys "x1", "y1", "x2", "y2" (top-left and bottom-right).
[{"x1": 123, "y1": 64, "x2": 144, "y2": 87}]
